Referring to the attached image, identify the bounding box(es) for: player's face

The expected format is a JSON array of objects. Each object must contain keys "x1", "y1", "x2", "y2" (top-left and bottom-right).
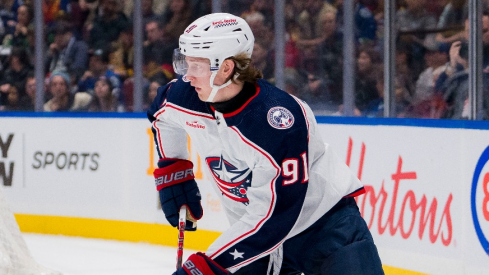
[{"x1": 184, "y1": 56, "x2": 213, "y2": 101}]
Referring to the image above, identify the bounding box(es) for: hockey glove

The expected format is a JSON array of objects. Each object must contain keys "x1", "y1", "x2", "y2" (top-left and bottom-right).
[
  {"x1": 174, "y1": 252, "x2": 229, "y2": 275},
  {"x1": 154, "y1": 159, "x2": 203, "y2": 231}
]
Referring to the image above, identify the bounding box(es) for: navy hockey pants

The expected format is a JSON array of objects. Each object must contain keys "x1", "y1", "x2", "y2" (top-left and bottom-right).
[{"x1": 233, "y1": 197, "x2": 384, "y2": 275}]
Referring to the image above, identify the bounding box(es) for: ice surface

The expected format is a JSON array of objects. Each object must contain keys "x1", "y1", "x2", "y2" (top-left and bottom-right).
[{"x1": 23, "y1": 233, "x2": 197, "y2": 275}]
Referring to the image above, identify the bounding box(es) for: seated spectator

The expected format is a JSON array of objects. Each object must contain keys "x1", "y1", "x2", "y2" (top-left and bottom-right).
[
  {"x1": 161, "y1": 0, "x2": 193, "y2": 44},
  {"x1": 46, "y1": 20, "x2": 89, "y2": 83},
  {"x1": 17, "y1": 72, "x2": 36, "y2": 111},
  {"x1": 0, "y1": 47, "x2": 32, "y2": 105},
  {"x1": 296, "y1": 0, "x2": 337, "y2": 72},
  {"x1": 140, "y1": 0, "x2": 162, "y2": 30},
  {"x1": 297, "y1": 0, "x2": 336, "y2": 41},
  {"x1": 435, "y1": 0, "x2": 467, "y2": 45},
  {"x1": 241, "y1": 0, "x2": 274, "y2": 29},
  {"x1": 123, "y1": 56, "x2": 168, "y2": 112},
  {"x1": 282, "y1": 67, "x2": 303, "y2": 98},
  {"x1": 77, "y1": 47, "x2": 121, "y2": 97},
  {"x1": 0, "y1": 83, "x2": 19, "y2": 110},
  {"x1": 355, "y1": 45, "x2": 381, "y2": 112},
  {"x1": 11, "y1": 4, "x2": 32, "y2": 48},
  {"x1": 122, "y1": 0, "x2": 166, "y2": 20},
  {"x1": 0, "y1": 0, "x2": 22, "y2": 43},
  {"x1": 88, "y1": 0, "x2": 130, "y2": 50},
  {"x1": 88, "y1": 76, "x2": 124, "y2": 112},
  {"x1": 43, "y1": 0, "x2": 71, "y2": 26},
  {"x1": 437, "y1": 41, "x2": 471, "y2": 119},
  {"x1": 251, "y1": 38, "x2": 274, "y2": 81},
  {"x1": 355, "y1": 0, "x2": 378, "y2": 44},
  {"x1": 318, "y1": 9, "x2": 343, "y2": 104},
  {"x1": 44, "y1": 71, "x2": 92, "y2": 111},
  {"x1": 110, "y1": 22, "x2": 134, "y2": 79},
  {"x1": 414, "y1": 46, "x2": 449, "y2": 103},
  {"x1": 300, "y1": 71, "x2": 337, "y2": 115},
  {"x1": 143, "y1": 19, "x2": 176, "y2": 67},
  {"x1": 242, "y1": 11, "x2": 274, "y2": 52},
  {"x1": 396, "y1": 0, "x2": 438, "y2": 79},
  {"x1": 363, "y1": 67, "x2": 411, "y2": 118},
  {"x1": 143, "y1": 79, "x2": 163, "y2": 110}
]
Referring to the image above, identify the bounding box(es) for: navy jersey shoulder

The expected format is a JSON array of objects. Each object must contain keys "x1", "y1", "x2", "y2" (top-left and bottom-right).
[
  {"x1": 225, "y1": 79, "x2": 309, "y2": 162},
  {"x1": 147, "y1": 76, "x2": 210, "y2": 122}
]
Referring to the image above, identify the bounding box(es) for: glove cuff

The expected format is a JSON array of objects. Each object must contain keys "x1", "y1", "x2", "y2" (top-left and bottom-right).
[{"x1": 154, "y1": 160, "x2": 194, "y2": 191}]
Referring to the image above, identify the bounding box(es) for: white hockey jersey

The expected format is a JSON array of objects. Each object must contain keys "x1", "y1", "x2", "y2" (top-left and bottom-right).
[{"x1": 147, "y1": 77, "x2": 364, "y2": 271}]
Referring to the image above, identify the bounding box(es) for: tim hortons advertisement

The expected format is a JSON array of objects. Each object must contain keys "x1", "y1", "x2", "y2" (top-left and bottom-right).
[{"x1": 317, "y1": 123, "x2": 489, "y2": 274}]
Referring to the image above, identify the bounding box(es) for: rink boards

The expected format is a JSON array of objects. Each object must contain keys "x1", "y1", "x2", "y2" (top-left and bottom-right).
[{"x1": 1, "y1": 113, "x2": 489, "y2": 274}]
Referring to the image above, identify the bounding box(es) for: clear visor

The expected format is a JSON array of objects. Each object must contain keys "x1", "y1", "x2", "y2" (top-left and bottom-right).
[{"x1": 172, "y1": 49, "x2": 212, "y2": 77}]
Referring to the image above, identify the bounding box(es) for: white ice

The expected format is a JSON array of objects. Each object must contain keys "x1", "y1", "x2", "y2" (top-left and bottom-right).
[{"x1": 23, "y1": 233, "x2": 197, "y2": 275}]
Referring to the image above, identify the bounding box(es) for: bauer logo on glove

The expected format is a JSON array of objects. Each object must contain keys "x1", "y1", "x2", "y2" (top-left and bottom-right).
[{"x1": 155, "y1": 168, "x2": 194, "y2": 189}]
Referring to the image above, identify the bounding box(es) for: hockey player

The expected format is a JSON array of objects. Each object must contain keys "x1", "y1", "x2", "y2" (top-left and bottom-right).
[{"x1": 147, "y1": 13, "x2": 384, "y2": 275}]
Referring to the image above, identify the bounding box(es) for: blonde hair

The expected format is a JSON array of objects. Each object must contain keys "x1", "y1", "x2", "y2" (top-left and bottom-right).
[{"x1": 229, "y1": 53, "x2": 263, "y2": 83}]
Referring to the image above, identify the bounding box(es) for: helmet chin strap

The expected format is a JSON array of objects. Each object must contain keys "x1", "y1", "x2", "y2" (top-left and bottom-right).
[{"x1": 205, "y1": 71, "x2": 232, "y2": 103}]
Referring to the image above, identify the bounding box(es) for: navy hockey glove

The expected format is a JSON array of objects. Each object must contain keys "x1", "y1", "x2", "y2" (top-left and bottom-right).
[
  {"x1": 174, "y1": 252, "x2": 229, "y2": 275},
  {"x1": 154, "y1": 159, "x2": 203, "y2": 231}
]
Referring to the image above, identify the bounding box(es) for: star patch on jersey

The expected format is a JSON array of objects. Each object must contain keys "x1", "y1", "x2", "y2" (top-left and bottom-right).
[{"x1": 267, "y1": 107, "x2": 294, "y2": 129}]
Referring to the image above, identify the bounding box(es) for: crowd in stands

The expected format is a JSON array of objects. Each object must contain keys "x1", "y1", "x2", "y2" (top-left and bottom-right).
[{"x1": 0, "y1": 0, "x2": 488, "y2": 119}]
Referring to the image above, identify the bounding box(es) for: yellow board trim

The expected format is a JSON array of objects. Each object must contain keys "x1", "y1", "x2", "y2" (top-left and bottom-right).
[
  {"x1": 14, "y1": 214, "x2": 219, "y2": 251},
  {"x1": 15, "y1": 214, "x2": 426, "y2": 275}
]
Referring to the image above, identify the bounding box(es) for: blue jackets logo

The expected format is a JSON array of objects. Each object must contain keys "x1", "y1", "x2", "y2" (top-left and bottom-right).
[{"x1": 267, "y1": 107, "x2": 294, "y2": 129}]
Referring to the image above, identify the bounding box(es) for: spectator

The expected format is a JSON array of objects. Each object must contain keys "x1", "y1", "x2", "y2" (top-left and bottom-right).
[
  {"x1": 355, "y1": 45, "x2": 381, "y2": 112},
  {"x1": 88, "y1": 76, "x2": 124, "y2": 112},
  {"x1": 0, "y1": 47, "x2": 32, "y2": 105},
  {"x1": 46, "y1": 20, "x2": 89, "y2": 83},
  {"x1": 11, "y1": 4, "x2": 32, "y2": 48},
  {"x1": 355, "y1": 0, "x2": 378, "y2": 44},
  {"x1": 396, "y1": 0, "x2": 438, "y2": 79},
  {"x1": 363, "y1": 67, "x2": 411, "y2": 118},
  {"x1": 0, "y1": 83, "x2": 20, "y2": 110},
  {"x1": 414, "y1": 46, "x2": 449, "y2": 103},
  {"x1": 297, "y1": 0, "x2": 336, "y2": 41},
  {"x1": 44, "y1": 71, "x2": 92, "y2": 111},
  {"x1": 77, "y1": 47, "x2": 121, "y2": 97},
  {"x1": 318, "y1": 9, "x2": 343, "y2": 104},
  {"x1": 109, "y1": 22, "x2": 134, "y2": 79},
  {"x1": 143, "y1": 79, "x2": 162, "y2": 110},
  {"x1": 251, "y1": 38, "x2": 274, "y2": 81},
  {"x1": 300, "y1": 71, "x2": 336, "y2": 115},
  {"x1": 242, "y1": 11, "x2": 274, "y2": 51},
  {"x1": 296, "y1": 0, "x2": 337, "y2": 72},
  {"x1": 282, "y1": 67, "x2": 303, "y2": 97},
  {"x1": 435, "y1": 0, "x2": 467, "y2": 43},
  {"x1": 140, "y1": 0, "x2": 162, "y2": 27},
  {"x1": 88, "y1": 0, "x2": 130, "y2": 50},
  {"x1": 0, "y1": 0, "x2": 22, "y2": 42},
  {"x1": 122, "y1": 0, "x2": 167, "y2": 20},
  {"x1": 438, "y1": 40, "x2": 471, "y2": 119},
  {"x1": 161, "y1": 0, "x2": 193, "y2": 44},
  {"x1": 17, "y1": 72, "x2": 36, "y2": 111},
  {"x1": 43, "y1": 0, "x2": 70, "y2": 26},
  {"x1": 68, "y1": 0, "x2": 92, "y2": 39},
  {"x1": 241, "y1": 0, "x2": 274, "y2": 29},
  {"x1": 143, "y1": 19, "x2": 176, "y2": 67}
]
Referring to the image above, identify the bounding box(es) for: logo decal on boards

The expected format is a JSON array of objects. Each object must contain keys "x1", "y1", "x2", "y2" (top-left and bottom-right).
[{"x1": 267, "y1": 107, "x2": 294, "y2": 129}]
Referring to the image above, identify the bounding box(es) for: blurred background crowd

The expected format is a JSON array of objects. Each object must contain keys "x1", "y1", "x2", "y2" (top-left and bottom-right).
[{"x1": 0, "y1": 0, "x2": 488, "y2": 120}]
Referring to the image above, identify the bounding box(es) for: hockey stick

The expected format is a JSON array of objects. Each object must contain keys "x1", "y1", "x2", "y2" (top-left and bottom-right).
[{"x1": 176, "y1": 205, "x2": 187, "y2": 270}]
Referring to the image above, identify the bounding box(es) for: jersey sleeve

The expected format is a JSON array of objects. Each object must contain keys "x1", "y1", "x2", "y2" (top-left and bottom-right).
[
  {"x1": 206, "y1": 100, "x2": 311, "y2": 272},
  {"x1": 147, "y1": 82, "x2": 189, "y2": 160}
]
